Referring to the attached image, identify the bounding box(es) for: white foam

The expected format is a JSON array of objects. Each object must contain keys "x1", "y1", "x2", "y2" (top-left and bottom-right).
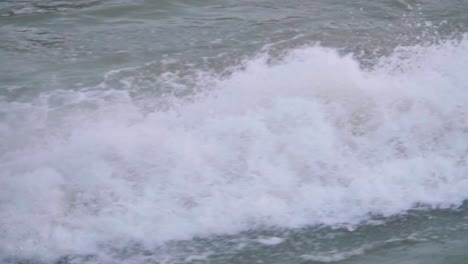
[
  {"x1": 301, "y1": 248, "x2": 367, "y2": 263},
  {"x1": 256, "y1": 237, "x2": 284, "y2": 246},
  {"x1": 1, "y1": 37, "x2": 468, "y2": 261}
]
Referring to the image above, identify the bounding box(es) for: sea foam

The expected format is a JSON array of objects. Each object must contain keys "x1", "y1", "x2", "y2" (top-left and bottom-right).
[{"x1": 1, "y1": 38, "x2": 467, "y2": 261}]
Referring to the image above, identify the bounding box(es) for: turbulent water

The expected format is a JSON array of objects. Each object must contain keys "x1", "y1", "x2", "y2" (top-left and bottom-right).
[{"x1": 1, "y1": 1, "x2": 468, "y2": 264}]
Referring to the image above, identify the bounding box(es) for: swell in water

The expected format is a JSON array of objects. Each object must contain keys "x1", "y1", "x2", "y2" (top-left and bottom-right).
[{"x1": 1, "y1": 37, "x2": 468, "y2": 263}]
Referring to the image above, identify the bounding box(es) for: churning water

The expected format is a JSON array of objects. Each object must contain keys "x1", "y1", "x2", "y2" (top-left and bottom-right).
[{"x1": 1, "y1": 1, "x2": 468, "y2": 263}]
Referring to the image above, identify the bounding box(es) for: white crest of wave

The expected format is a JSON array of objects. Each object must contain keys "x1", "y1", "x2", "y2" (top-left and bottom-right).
[{"x1": 1, "y1": 38, "x2": 468, "y2": 260}]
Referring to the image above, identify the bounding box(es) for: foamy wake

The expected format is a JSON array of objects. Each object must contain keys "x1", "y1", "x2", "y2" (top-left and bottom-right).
[{"x1": 1, "y1": 37, "x2": 467, "y2": 261}]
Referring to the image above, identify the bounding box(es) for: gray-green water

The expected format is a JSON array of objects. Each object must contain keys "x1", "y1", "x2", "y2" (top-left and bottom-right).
[{"x1": 1, "y1": 1, "x2": 468, "y2": 264}]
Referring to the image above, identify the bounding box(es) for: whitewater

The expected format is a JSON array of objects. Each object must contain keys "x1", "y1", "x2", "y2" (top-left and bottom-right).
[{"x1": 1, "y1": 33, "x2": 467, "y2": 263}]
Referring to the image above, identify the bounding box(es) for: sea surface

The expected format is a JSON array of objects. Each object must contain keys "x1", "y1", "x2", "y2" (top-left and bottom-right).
[{"x1": 1, "y1": 1, "x2": 468, "y2": 263}]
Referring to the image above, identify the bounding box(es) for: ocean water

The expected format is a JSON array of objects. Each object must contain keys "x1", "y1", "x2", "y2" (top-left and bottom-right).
[{"x1": 1, "y1": 1, "x2": 468, "y2": 263}]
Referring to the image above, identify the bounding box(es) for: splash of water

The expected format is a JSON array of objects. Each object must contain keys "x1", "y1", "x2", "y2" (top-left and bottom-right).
[{"x1": 1, "y1": 38, "x2": 468, "y2": 262}]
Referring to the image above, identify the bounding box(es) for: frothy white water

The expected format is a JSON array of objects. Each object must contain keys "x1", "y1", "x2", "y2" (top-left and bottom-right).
[{"x1": 1, "y1": 38, "x2": 468, "y2": 261}]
